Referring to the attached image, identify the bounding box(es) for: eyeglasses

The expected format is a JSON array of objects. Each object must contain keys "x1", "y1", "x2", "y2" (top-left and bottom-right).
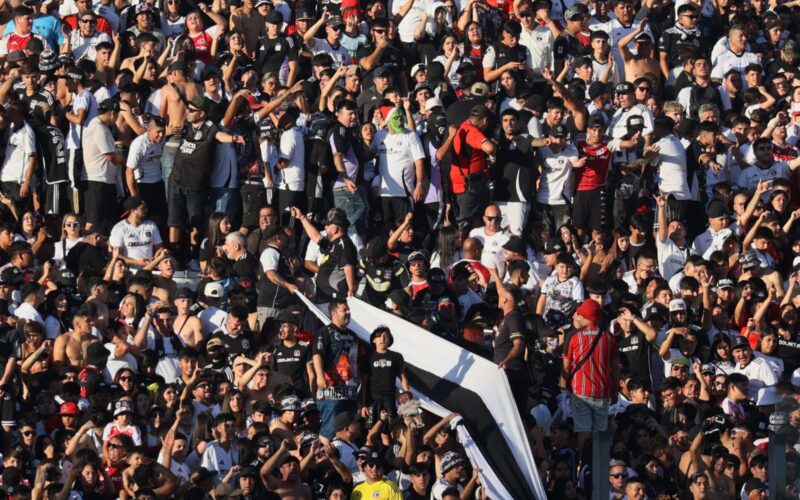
[
  {"x1": 672, "y1": 365, "x2": 688, "y2": 371},
  {"x1": 610, "y1": 473, "x2": 628, "y2": 479},
  {"x1": 330, "y1": 25, "x2": 343, "y2": 31}
]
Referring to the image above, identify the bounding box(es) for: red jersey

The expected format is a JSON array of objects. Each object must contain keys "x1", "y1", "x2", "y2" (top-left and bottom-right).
[
  {"x1": 104, "y1": 463, "x2": 124, "y2": 494},
  {"x1": 451, "y1": 121, "x2": 490, "y2": 194},
  {"x1": 773, "y1": 142, "x2": 800, "y2": 206},
  {"x1": 0, "y1": 32, "x2": 33, "y2": 54},
  {"x1": 565, "y1": 326, "x2": 619, "y2": 399},
  {"x1": 575, "y1": 139, "x2": 611, "y2": 191},
  {"x1": 190, "y1": 31, "x2": 213, "y2": 64}
]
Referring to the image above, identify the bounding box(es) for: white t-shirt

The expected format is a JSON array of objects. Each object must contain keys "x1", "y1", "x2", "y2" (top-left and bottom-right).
[
  {"x1": 737, "y1": 162, "x2": 791, "y2": 194},
  {"x1": 278, "y1": 126, "x2": 305, "y2": 191},
  {"x1": 311, "y1": 38, "x2": 350, "y2": 68},
  {"x1": 14, "y1": 302, "x2": 43, "y2": 324},
  {"x1": 711, "y1": 49, "x2": 761, "y2": 81},
  {"x1": 655, "y1": 134, "x2": 692, "y2": 200},
  {"x1": 198, "y1": 307, "x2": 227, "y2": 335},
  {"x1": 374, "y1": 129, "x2": 426, "y2": 197},
  {"x1": 144, "y1": 331, "x2": 181, "y2": 381},
  {"x1": 541, "y1": 275, "x2": 584, "y2": 314},
  {"x1": 126, "y1": 132, "x2": 164, "y2": 184},
  {"x1": 536, "y1": 144, "x2": 580, "y2": 205},
  {"x1": 69, "y1": 30, "x2": 111, "y2": 61},
  {"x1": 655, "y1": 236, "x2": 688, "y2": 281},
  {"x1": 200, "y1": 440, "x2": 239, "y2": 484},
  {"x1": 608, "y1": 104, "x2": 654, "y2": 139},
  {"x1": 469, "y1": 227, "x2": 510, "y2": 275},
  {"x1": 82, "y1": 117, "x2": 118, "y2": 184},
  {"x1": 391, "y1": 0, "x2": 429, "y2": 43},
  {"x1": 67, "y1": 89, "x2": 98, "y2": 150},
  {"x1": 0, "y1": 122, "x2": 35, "y2": 183},
  {"x1": 109, "y1": 219, "x2": 162, "y2": 264},
  {"x1": 103, "y1": 342, "x2": 138, "y2": 383}
]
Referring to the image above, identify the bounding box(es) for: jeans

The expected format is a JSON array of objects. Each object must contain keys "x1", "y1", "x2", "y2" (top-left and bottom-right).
[
  {"x1": 333, "y1": 186, "x2": 367, "y2": 238},
  {"x1": 210, "y1": 187, "x2": 240, "y2": 226},
  {"x1": 571, "y1": 395, "x2": 610, "y2": 432},
  {"x1": 316, "y1": 398, "x2": 357, "y2": 439},
  {"x1": 161, "y1": 137, "x2": 181, "y2": 201}
]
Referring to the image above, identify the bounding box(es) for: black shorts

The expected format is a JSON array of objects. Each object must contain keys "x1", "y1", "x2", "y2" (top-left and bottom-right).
[
  {"x1": 44, "y1": 182, "x2": 70, "y2": 216},
  {"x1": 381, "y1": 196, "x2": 410, "y2": 227},
  {"x1": 278, "y1": 189, "x2": 305, "y2": 226},
  {"x1": 572, "y1": 187, "x2": 607, "y2": 232},
  {"x1": 240, "y1": 182, "x2": 267, "y2": 229},
  {"x1": 82, "y1": 181, "x2": 117, "y2": 226},
  {"x1": 138, "y1": 181, "x2": 167, "y2": 219},
  {"x1": 167, "y1": 183, "x2": 206, "y2": 230}
]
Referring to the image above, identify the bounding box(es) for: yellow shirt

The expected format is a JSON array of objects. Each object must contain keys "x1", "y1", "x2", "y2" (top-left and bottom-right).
[{"x1": 351, "y1": 478, "x2": 403, "y2": 500}]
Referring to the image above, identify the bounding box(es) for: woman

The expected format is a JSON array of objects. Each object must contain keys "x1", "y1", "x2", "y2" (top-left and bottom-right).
[
  {"x1": 157, "y1": 384, "x2": 179, "y2": 418},
  {"x1": 430, "y1": 226, "x2": 463, "y2": 274},
  {"x1": 610, "y1": 227, "x2": 635, "y2": 273},
  {"x1": 105, "y1": 322, "x2": 140, "y2": 383},
  {"x1": 221, "y1": 390, "x2": 247, "y2": 436},
  {"x1": 115, "y1": 368, "x2": 139, "y2": 398},
  {"x1": 463, "y1": 22, "x2": 486, "y2": 82},
  {"x1": 60, "y1": 459, "x2": 115, "y2": 499},
  {"x1": 184, "y1": 9, "x2": 226, "y2": 65},
  {"x1": 44, "y1": 292, "x2": 70, "y2": 340},
  {"x1": 19, "y1": 322, "x2": 51, "y2": 395},
  {"x1": 15, "y1": 211, "x2": 47, "y2": 257},
  {"x1": 53, "y1": 213, "x2": 83, "y2": 270},
  {"x1": 160, "y1": 0, "x2": 185, "y2": 38},
  {"x1": 432, "y1": 34, "x2": 464, "y2": 88},
  {"x1": 185, "y1": 411, "x2": 213, "y2": 470},
  {"x1": 557, "y1": 224, "x2": 582, "y2": 259},
  {"x1": 496, "y1": 70, "x2": 523, "y2": 113},
  {"x1": 104, "y1": 250, "x2": 131, "y2": 309},
  {"x1": 710, "y1": 334, "x2": 735, "y2": 374},
  {"x1": 200, "y1": 212, "x2": 232, "y2": 273},
  {"x1": 116, "y1": 293, "x2": 144, "y2": 328}
]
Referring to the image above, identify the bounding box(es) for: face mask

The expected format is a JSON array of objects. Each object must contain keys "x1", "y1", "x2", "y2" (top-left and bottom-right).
[{"x1": 388, "y1": 112, "x2": 404, "y2": 134}]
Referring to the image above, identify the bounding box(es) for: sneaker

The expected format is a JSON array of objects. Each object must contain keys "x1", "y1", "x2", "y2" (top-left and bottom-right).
[{"x1": 187, "y1": 259, "x2": 201, "y2": 273}]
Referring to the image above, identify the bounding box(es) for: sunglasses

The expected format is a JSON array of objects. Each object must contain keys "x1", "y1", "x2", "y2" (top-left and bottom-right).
[
  {"x1": 80, "y1": 18, "x2": 96, "y2": 23},
  {"x1": 610, "y1": 473, "x2": 628, "y2": 479},
  {"x1": 21, "y1": 431, "x2": 34, "y2": 437},
  {"x1": 65, "y1": 222, "x2": 80, "y2": 227},
  {"x1": 373, "y1": 29, "x2": 387, "y2": 34},
  {"x1": 108, "y1": 443, "x2": 123, "y2": 449},
  {"x1": 119, "y1": 376, "x2": 133, "y2": 381},
  {"x1": 188, "y1": 107, "x2": 202, "y2": 113},
  {"x1": 330, "y1": 25, "x2": 343, "y2": 31},
  {"x1": 637, "y1": 86, "x2": 651, "y2": 91},
  {"x1": 485, "y1": 216, "x2": 501, "y2": 221}
]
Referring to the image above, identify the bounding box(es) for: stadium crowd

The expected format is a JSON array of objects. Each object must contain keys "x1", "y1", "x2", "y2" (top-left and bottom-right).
[{"x1": 1, "y1": 0, "x2": 800, "y2": 497}]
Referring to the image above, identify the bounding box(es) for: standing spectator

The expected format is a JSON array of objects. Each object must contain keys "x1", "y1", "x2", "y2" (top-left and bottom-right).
[
  {"x1": 0, "y1": 101, "x2": 36, "y2": 209},
  {"x1": 81, "y1": 98, "x2": 123, "y2": 231},
  {"x1": 125, "y1": 118, "x2": 166, "y2": 226},
  {"x1": 469, "y1": 204, "x2": 510, "y2": 276},
  {"x1": 450, "y1": 105, "x2": 496, "y2": 226},
  {"x1": 494, "y1": 283, "x2": 530, "y2": 418},
  {"x1": 562, "y1": 299, "x2": 620, "y2": 450},
  {"x1": 329, "y1": 100, "x2": 369, "y2": 239}
]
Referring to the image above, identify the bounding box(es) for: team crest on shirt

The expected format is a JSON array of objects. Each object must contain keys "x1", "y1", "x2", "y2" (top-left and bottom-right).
[
  {"x1": 194, "y1": 131, "x2": 203, "y2": 140},
  {"x1": 293, "y1": 350, "x2": 301, "y2": 357},
  {"x1": 275, "y1": 44, "x2": 281, "y2": 50},
  {"x1": 242, "y1": 340, "x2": 250, "y2": 350},
  {"x1": 372, "y1": 492, "x2": 381, "y2": 498},
  {"x1": 145, "y1": 231, "x2": 151, "y2": 238}
]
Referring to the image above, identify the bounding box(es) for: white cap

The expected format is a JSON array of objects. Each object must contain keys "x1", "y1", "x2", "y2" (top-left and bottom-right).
[
  {"x1": 793, "y1": 255, "x2": 800, "y2": 268},
  {"x1": 425, "y1": 97, "x2": 443, "y2": 110},
  {"x1": 410, "y1": 63, "x2": 426, "y2": 78},
  {"x1": 791, "y1": 367, "x2": 800, "y2": 387},
  {"x1": 668, "y1": 298, "x2": 687, "y2": 312}
]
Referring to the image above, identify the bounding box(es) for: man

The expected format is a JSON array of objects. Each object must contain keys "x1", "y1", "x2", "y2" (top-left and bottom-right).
[
  {"x1": 495, "y1": 284, "x2": 530, "y2": 418},
  {"x1": 255, "y1": 11, "x2": 298, "y2": 85},
  {"x1": 659, "y1": 4, "x2": 704, "y2": 80},
  {"x1": 201, "y1": 413, "x2": 239, "y2": 484},
  {"x1": 562, "y1": 299, "x2": 620, "y2": 450},
  {"x1": 688, "y1": 471, "x2": 711, "y2": 499},
  {"x1": 373, "y1": 105, "x2": 426, "y2": 230},
  {"x1": 223, "y1": 232, "x2": 259, "y2": 289},
  {"x1": 350, "y1": 450, "x2": 402, "y2": 499},
  {"x1": 303, "y1": 13, "x2": 350, "y2": 69},
  {"x1": 109, "y1": 197, "x2": 162, "y2": 270},
  {"x1": 483, "y1": 20, "x2": 534, "y2": 85},
  {"x1": 553, "y1": 4, "x2": 590, "y2": 75},
  {"x1": 430, "y1": 451, "x2": 480, "y2": 500},
  {"x1": 518, "y1": 3, "x2": 558, "y2": 89},
  {"x1": 608, "y1": 460, "x2": 629, "y2": 498},
  {"x1": 64, "y1": 66, "x2": 97, "y2": 209},
  {"x1": 63, "y1": 10, "x2": 110, "y2": 61},
  {"x1": 573, "y1": 115, "x2": 616, "y2": 237},
  {"x1": 651, "y1": 117, "x2": 694, "y2": 220},
  {"x1": 52, "y1": 306, "x2": 97, "y2": 371},
  {"x1": 469, "y1": 205, "x2": 511, "y2": 275},
  {"x1": 272, "y1": 309, "x2": 312, "y2": 398},
  {"x1": 615, "y1": 305, "x2": 658, "y2": 390},
  {"x1": 159, "y1": 60, "x2": 200, "y2": 196},
  {"x1": 0, "y1": 101, "x2": 35, "y2": 208},
  {"x1": 535, "y1": 124, "x2": 586, "y2": 234},
  {"x1": 729, "y1": 335, "x2": 777, "y2": 401},
  {"x1": 605, "y1": 0, "x2": 652, "y2": 82},
  {"x1": 259, "y1": 440, "x2": 312, "y2": 498},
  {"x1": 738, "y1": 137, "x2": 800, "y2": 194},
  {"x1": 0, "y1": 6, "x2": 49, "y2": 57},
  {"x1": 711, "y1": 25, "x2": 760, "y2": 82},
  {"x1": 608, "y1": 81, "x2": 654, "y2": 141},
  {"x1": 168, "y1": 96, "x2": 243, "y2": 268},
  {"x1": 125, "y1": 118, "x2": 165, "y2": 224},
  {"x1": 81, "y1": 98, "x2": 122, "y2": 230},
  {"x1": 246, "y1": 206, "x2": 278, "y2": 254},
  {"x1": 356, "y1": 18, "x2": 405, "y2": 93},
  {"x1": 654, "y1": 194, "x2": 689, "y2": 282},
  {"x1": 292, "y1": 207, "x2": 357, "y2": 301},
  {"x1": 133, "y1": 301, "x2": 183, "y2": 381},
  {"x1": 537, "y1": 253, "x2": 584, "y2": 315},
  {"x1": 328, "y1": 100, "x2": 369, "y2": 238},
  {"x1": 494, "y1": 108, "x2": 540, "y2": 235},
  {"x1": 451, "y1": 105, "x2": 496, "y2": 226},
  {"x1": 29, "y1": 101, "x2": 68, "y2": 216},
  {"x1": 677, "y1": 55, "x2": 731, "y2": 120},
  {"x1": 311, "y1": 299, "x2": 363, "y2": 439},
  {"x1": 210, "y1": 306, "x2": 255, "y2": 362}
]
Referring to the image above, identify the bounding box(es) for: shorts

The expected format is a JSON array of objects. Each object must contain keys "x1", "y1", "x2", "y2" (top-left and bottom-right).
[
  {"x1": 278, "y1": 189, "x2": 305, "y2": 227},
  {"x1": 138, "y1": 181, "x2": 167, "y2": 219},
  {"x1": 82, "y1": 181, "x2": 117, "y2": 226},
  {"x1": 381, "y1": 196, "x2": 410, "y2": 228},
  {"x1": 44, "y1": 182, "x2": 70, "y2": 216},
  {"x1": 572, "y1": 187, "x2": 607, "y2": 232},
  {"x1": 455, "y1": 184, "x2": 490, "y2": 224},
  {"x1": 496, "y1": 201, "x2": 530, "y2": 235},
  {"x1": 570, "y1": 395, "x2": 609, "y2": 432},
  {"x1": 167, "y1": 183, "x2": 206, "y2": 230},
  {"x1": 240, "y1": 182, "x2": 267, "y2": 230}
]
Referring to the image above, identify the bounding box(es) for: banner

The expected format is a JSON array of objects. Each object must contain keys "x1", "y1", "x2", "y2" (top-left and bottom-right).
[{"x1": 297, "y1": 294, "x2": 547, "y2": 499}]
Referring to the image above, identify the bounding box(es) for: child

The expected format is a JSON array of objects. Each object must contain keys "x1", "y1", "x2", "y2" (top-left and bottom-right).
[{"x1": 103, "y1": 398, "x2": 142, "y2": 452}]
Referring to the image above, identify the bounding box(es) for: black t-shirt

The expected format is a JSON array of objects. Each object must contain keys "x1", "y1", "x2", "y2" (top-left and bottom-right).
[
  {"x1": 255, "y1": 35, "x2": 298, "y2": 76},
  {"x1": 230, "y1": 252, "x2": 260, "y2": 290},
  {"x1": 360, "y1": 258, "x2": 409, "y2": 309},
  {"x1": 356, "y1": 43, "x2": 405, "y2": 89},
  {"x1": 272, "y1": 340, "x2": 311, "y2": 396},
  {"x1": 316, "y1": 235, "x2": 358, "y2": 302},
  {"x1": 778, "y1": 333, "x2": 800, "y2": 375},
  {"x1": 617, "y1": 329, "x2": 654, "y2": 383},
  {"x1": 210, "y1": 329, "x2": 256, "y2": 362},
  {"x1": 553, "y1": 32, "x2": 589, "y2": 63},
  {"x1": 34, "y1": 124, "x2": 68, "y2": 184},
  {"x1": 366, "y1": 349, "x2": 405, "y2": 399},
  {"x1": 494, "y1": 135, "x2": 536, "y2": 203},
  {"x1": 171, "y1": 120, "x2": 220, "y2": 191},
  {"x1": 494, "y1": 309, "x2": 527, "y2": 372}
]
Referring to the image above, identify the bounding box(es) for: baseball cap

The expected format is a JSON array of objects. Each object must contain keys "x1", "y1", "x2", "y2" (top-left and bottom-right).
[
  {"x1": 205, "y1": 282, "x2": 224, "y2": 299},
  {"x1": 59, "y1": 402, "x2": 80, "y2": 415},
  {"x1": 65, "y1": 66, "x2": 85, "y2": 81},
  {"x1": 295, "y1": 7, "x2": 314, "y2": 20},
  {"x1": 700, "y1": 364, "x2": 716, "y2": 375},
  {"x1": 707, "y1": 201, "x2": 728, "y2": 218},
  {"x1": 373, "y1": 66, "x2": 391, "y2": 77},
  {"x1": 265, "y1": 10, "x2": 282, "y2": 24},
  {"x1": 98, "y1": 98, "x2": 120, "y2": 113},
  {"x1": 409, "y1": 63, "x2": 426, "y2": 78},
  {"x1": 739, "y1": 251, "x2": 759, "y2": 269},
  {"x1": 280, "y1": 395, "x2": 301, "y2": 412},
  {"x1": 0, "y1": 267, "x2": 23, "y2": 286},
  {"x1": 113, "y1": 399, "x2": 134, "y2": 416},
  {"x1": 470, "y1": 82, "x2": 490, "y2": 97},
  {"x1": 717, "y1": 278, "x2": 734, "y2": 290},
  {"x1": 543, "y1": 238, "x2": 565, "y2": 254},
  {"x1": 643, "y1": 304, "x2": 667, "y2": 322},
  {"x1": 6, "y1": 50, "x2": 26, "y2": 63},
  {"x1": 425, "y1": 97, "x2": 444, "y2": 110},
  {"x1": 616, "y1": 81, "x2": 635, "y2": 94},
  {"x1": 730, "y1": 335, "x2": 750, "y2": 350},
  {"x1": 323, "y1": 210, "x2": 350, "y2": 229},
  {"x1": 326, "y1": 15, "x2": 344, "y2": 28},
  {"x1": 587, "y1": 115, "x2": 605, "y2": 129},
  {"x1": 407, "y1": 251, "x2": 429, "y2": 264},
  {"x1": 440, "y1": 451, "x2": 465, "y2": 473},
  {"x1": 564, "y1": 3, "x2": 588, "y2": 20},
  {"x1": 626, "y1": 115, "x2": 645, "y2": 130},
  {"x1": 175, "y1": 287, "x2": 195, "y2": 300},
  {"x1": 502, "y1": 236, "x2": 527, "y2": 255},
  {"x1": 668, "y1": 298, "x2": 687, "y2": 312},
  {"x1": 549, "y1": 124, "x2": 568, "y2": 138}
]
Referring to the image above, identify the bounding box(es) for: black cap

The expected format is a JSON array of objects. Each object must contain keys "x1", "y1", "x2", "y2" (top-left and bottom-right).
[
  {"x1": 707, "y1": 201, "x2": 728, "y2": 218},
  {"x1": 65, "y1": 66, "x2": 85, "y2": 81},
  {"x1": 587, "y1": 115, "x2": 605, "y2": 129},
  {"x1": 168, "y1": 60, "x2": 188, "y2": 74},
  {"x1": 98, "y1": 98, "x2": 120, "y2": 113},
  {"x1": 615, "y1": 81, "x2": 635, "y2": 94},
  {"x1": 502, "y1": 20, "x2": 522, "y2": 37},
  {"x1": 56, "y1": 268, "x2": 77, "y2": 287},
  {"x1": 365, "y1": 237, "x2": 388, "y2": 259},
  {"x1": 549, "y1": 124, "x2": 568, "y2": 138},
  {"x1": 428, "y1": 267, "x2": 447, "y2": 284},
  {"x1": 295, "y1": 7, "x2": 314, "y2": 20},
  {"x1": 502, "y1": 236, "x2": 527, "y2": 255},
  {"x1": 470, "y1": 104, "x2": 490, "y2": 119},
  {"x1": 175, "y1": 287, "x2": 194, "y2": 300},
  {"x1": 7, "y1": 50, "x2": 26, "y2": 63},
  {"x1": 323, "y1": 211, "x2": 350, "y2": 229},
  {"x1": 543, "y1": 239, "x2": 565, "y2": 254},
  {"x1": 654, "y1": 116, "x2": 676, "y2": 130},
  {"x1": 0, "y1": 267, "x2": 23, "y2": 286},
  {"x1": 276, "y1": 308, "x2": 302, "y2": 325},
  {"x1": 373, "y1": 66, "x2": 391, "y2": 77},
  {"x1": 265, "y1": 10, "x2": 282, "y2": 24},
  {"x1": 730, "y1": 335, "x2": 750, "y2": 350},
  {"x1": 626, "y1": 115, "x2": 645, "y2": 130}
]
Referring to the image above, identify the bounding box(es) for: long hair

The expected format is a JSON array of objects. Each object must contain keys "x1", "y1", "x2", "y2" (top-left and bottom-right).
[
  {"x1": 434, "y1": 226, "x2": 459, "y2": 270},
  {"x1": 203, "y1": 212, "x2": 230, "y2": 263}
]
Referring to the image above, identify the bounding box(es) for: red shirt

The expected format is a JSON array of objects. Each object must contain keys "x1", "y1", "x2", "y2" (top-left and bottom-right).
[
  {"x1": 451, "y1": 121, "x2": 490, "y2": 194},
  {"x1": 575, "y1": 139, "x2": 611, "y2": 191},
  {"x1": 190, "y1": 31, "x2": 213, "y2": 64},
  {"x1": 565, "y1": 326, "x2": 619, "y2": 399}
]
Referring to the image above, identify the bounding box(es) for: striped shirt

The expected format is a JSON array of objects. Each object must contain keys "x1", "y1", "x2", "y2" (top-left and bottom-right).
[{"x1": 565, "y1": 326, "x2": 619, "y2": 399}]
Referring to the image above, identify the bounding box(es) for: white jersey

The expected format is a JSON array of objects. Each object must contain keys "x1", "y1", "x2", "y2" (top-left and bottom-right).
[
  {"x1": 655, "y1": 134, "x2": 693, "y2": 200},
  {"x1": 655, "y1": 236, "x2": 688, "y2": 281},
  {"x1": 108, "y1": 219, "x2": 162, "y2": 265},
  {"x1": 730, "y1": 356, "x2": 777, "y2": 400},
  {"x1": 711, "y1": 49, "x2": 760, "y2": 81},
  {"x1": 374, "y1": 128, "x2": 426, "y2": 197},
  {"x1": 737, "y1": 162, "x2": 791, "y2": 194},
  {"x1": 536, "y1": 144, "x2": 580, "y2": 205},
  {"x1": 608, "y1": 104, "x2": 655, "y2": 139},
  {"x1": 541, "y1": 275, "x2": 584, "y2": 314},
  {"x1": 469, "y1": 227, "x2": 511, "y2": 275},
  {"x1": 126, "y1": 132, "x2": 164, "y2": 184}
]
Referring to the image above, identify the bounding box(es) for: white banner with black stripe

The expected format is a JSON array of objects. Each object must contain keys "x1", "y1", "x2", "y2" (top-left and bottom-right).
[{"x1": 297, "y1": 294, "x2": 547, "y2": 499}]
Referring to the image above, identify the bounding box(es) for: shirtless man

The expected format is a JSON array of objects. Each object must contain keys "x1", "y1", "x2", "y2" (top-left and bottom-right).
[
  {"x1": 172, "y1": 288, "x2": 203, "y2": 347},
  {"x1": 152, "y1": 252, "x2": 177, "y2": 300},
  {"x1": 53, "y1": 308, "x2": 98, "y2": 372},
  {"x1": 259, "y1": 439, "x2": 312, "y2": 500},
  {"x1": 237, "y1": 352, "x2": 292, "y2": 401},
  {"x1": 269, "y1": 396, "x2": 299, "y2": 445},
  {"x1": 618, "y1": 20, "x2": 659, "y2": 83},
  {"x1": 159, "y1": 60, "x2": 200, "y2": 194},
  {"x1": 120, "y1": 32, "x2": 159, "y2": 73}
]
